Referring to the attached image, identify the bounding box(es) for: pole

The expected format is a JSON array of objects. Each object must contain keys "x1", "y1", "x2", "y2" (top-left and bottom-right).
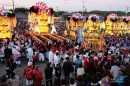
[
  {"x1": 82, "y1": 1, "x2": 87, "y2": 16},
  {"x1": 126, "y1": 6, "x2": 128, "y2": 16},
  {"x1": 57, "y1": 6, "x2": 59, "y2": 17},
  {"x1": 12, "y1": 0, "x2": 14, "y2": 13}
]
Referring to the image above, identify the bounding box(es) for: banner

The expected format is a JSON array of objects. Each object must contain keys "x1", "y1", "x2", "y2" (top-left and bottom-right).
[{"x1": 77, "y1": 28, "x2": 84, "y2": 43}]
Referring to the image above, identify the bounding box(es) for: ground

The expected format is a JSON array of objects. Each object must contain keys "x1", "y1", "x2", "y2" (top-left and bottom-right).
[
  {"x1": 0, "y1": 58, "x2": 51, "y2": 86},
  {"x1": 0, "y1": 56, "x2": 75, "y2": 86}
]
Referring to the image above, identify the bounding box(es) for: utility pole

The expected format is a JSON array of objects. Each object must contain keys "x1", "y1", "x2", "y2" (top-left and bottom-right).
[
  {"x1": 57, "y1": 6, "x2": 59, "y2": 17},
  {"x1": 82, "y1": 1, "x2": 87, "y2": 16},
  {"x1": 12, "y1": 0, "x2": 15, "y2": 13},
  {"x1": 110, "y1": 5, "x2": 111, "y2": 12},
  {"x1": 126, "y1": 6, "x2": 128, "y2": 16}
]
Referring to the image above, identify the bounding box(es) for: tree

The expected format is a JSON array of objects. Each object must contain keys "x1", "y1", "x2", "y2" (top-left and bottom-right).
[{"x1": 10, "y1": 7, "x2": 29, "y2": 13}]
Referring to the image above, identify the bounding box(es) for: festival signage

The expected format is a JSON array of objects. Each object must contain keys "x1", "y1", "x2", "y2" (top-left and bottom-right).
[{"x1": 77, "y1": 28, "x2": 84, "y2": 43}]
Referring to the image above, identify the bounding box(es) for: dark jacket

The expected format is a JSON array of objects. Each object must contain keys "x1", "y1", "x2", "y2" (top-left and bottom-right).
[
  {"x1": 45, "y1": 67, "x2": 53, "y2": 79},
  {"x1": 63, "y1": 61, "x2": 72, "y2": 75}
]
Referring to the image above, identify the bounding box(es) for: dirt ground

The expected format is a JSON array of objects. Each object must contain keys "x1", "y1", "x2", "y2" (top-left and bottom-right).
[{"x1": 0, "y1": 58, "x2": 51, "y2": 86}]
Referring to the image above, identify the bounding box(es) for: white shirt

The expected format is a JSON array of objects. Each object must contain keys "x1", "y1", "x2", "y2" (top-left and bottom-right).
[
  {"x1": 77, "y1": 68, "x2": 85, "y2": 76},
  {"x1": 48, "y1": 50, "x2": 54, "y2": 63},
  {"x1": 26, "y1": 48, "x2": 33, "y2": 56},
  {"x1": 54, "y1": 54, "x2": 60, "y2": 65}
]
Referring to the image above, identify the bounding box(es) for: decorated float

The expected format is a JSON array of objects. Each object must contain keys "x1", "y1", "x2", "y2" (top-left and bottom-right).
[
  {"x1": 66, "y1": 13, "x2": 83, "y2": 37},
  {"x1": 105, "y1": 13, "x2": 119, "y2": 35},
  {"x1": 27, "y1": 1, "x2": 68, "y2": 43},
  {"x1": 85, "y1": 14, "x2": 100, "y2": 33},
  {"x1": 0, "y1": 8, "x2": 16, "y2": 38},
  {"x1": 123, "y1": 16, "x2": 130, "y2": 34},
  {"x1": 84, "y1": 14, "x2": 105, "y2": 50}
]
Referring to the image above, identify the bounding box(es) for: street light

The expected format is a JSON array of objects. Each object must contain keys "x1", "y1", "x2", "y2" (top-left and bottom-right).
[{"x1": 82, "y1": 1, "x2": 87, "y2": 16}]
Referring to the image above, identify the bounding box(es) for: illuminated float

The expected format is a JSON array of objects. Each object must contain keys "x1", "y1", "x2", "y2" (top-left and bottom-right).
[
  {"x1": 0, "y1": 8, "x2": 16, "y2": 38},
  {"x1": 105, "y1": 13, "x2": 118, "y2": 35},
  {"x1": 66, "y1": 13, "x2": 83, "y2": 37},
  {"x1": 84, "y1": 14, "x2": 105, "y2": 51},
  {"x1": 27, "y1": 1, "x2": 68, "y2": 43}
]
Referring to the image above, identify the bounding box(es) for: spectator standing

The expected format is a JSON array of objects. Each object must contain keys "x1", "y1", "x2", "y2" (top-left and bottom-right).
[
  {"x1": 45, "y1": 63, "x2": 53, "y2": 86},
  {"x1": 62, "y1": 57, "x2": 72, "y2": 85},
  {"x1": 23, "y1": 62, "x2": 33, "y2": 86}
]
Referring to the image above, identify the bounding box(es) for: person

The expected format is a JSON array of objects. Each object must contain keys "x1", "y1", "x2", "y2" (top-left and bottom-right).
[
  {"x1": 4, "y1": 45, "x2": 12, "y2": 60},
  {"x1": 23, "y1": 62, "x2": 33, "y2": 86},
  {"x1": 60, "y1": 79, "x2": 66, "y2": 86},
  {"x1": 32, "y1": 52, "x2": 38, "y2": 67},
  {"x1": 74, "y1": 55, "x2": 82, "y2": 78},
  {"x1": 38, "y1": 50, "x2": 45, "y2": 63},
  {"x1": 54, "y1": 63, "x2": 61, "y2": 86},
  {"x1": 110, "y1": 63, "x2": 121, "y2": 80},
  {"x1": 77, "y1": 64, "x2": 85, "y2": 77},
  {"x1": 48, "y1": 49, "x2": 54, "y2": 66},
  {"x1": 6, "y1": 57, "x2": 16, "y2": 79},
  {"x1": 7, "y1": 72, "x2": 20, "y2": 86},
  {"x1": 70, "y1": 78, "x2": 76, "y2": 86},
  {"x1": 101, "y1": 73, "x2": 111, "y2": 86},
  {"x1": 86, "y1": 75, "x2": 100, "y2": 86},
  {"x1": 26, "y1": 45, "x2": 33, "y2": 62},
  {"x1": 32, "y1": 65, "x2": 43, "y2": 86},
  {"x1": 123, "y1": 76, "x2": 130, "y2": 86},
  {"x1": 54, "y1": 51, "x2": 60, "y2": 66},
  {"x1": 45, "y1": 63, "x2": 53, "y2": 86},
  {"x1": 0, "y1": 75, "x2": 8, "y2": 86},
  {"x1": 62, "y1": 57, "x2": 72, "y2": 85}
]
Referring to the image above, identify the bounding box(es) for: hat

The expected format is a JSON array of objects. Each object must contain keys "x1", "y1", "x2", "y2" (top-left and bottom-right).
[
  {"x1": 27, "y1": 62, "x2": 32, "y2": 66},
  {"x1": 108, "y1": 51, "x2": 111, "y2": 54}
]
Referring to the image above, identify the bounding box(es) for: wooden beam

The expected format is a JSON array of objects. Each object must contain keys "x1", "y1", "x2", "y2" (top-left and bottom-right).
[
  {"x1": 36, "y1": 34, "x2": 52, "y2": 42},
  {"x1": 52, "y1": 34, "x2": 68, "y2": 41},
  {"x1": 42, "y1": 33, "x2": 63, "y2": 42}
]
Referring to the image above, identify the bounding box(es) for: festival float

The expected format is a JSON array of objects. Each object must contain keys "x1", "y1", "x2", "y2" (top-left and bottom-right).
[
  {"x1": 85, "y1": 14, "x2": 105, "y2": 51},
  {"x1": 85, "y1": 14, "x2": 100, "y2": 33},
  {"x1": 123, "y1": 16, "x2": 130, "y2": 34},
  {"x1": 66, "y1": 13, "x2": 83, "y2": 37},
  {"x1": 0, "y1": 8, "x2": 16, "y2": 39},
  {"x1": 105, "y1": 13, "x2": 118, "y2": 35},
  {"x1": 26, "y1": 1, "x2": 68, "y2": 43}
]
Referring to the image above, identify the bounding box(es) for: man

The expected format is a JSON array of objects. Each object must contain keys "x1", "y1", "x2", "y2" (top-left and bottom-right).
[
  {"x1": 48, "y1": 49, "x2": 54, "y2": 66},
  {"x1": 110, "y1": 63, "x2": 121, "y2": 80},
  {"x1": 74, "y1": 55, "x2": 82, "y2": 77},
  {"x1": 23, "y1": 62, "x2": 33, "y2": 86},
  {"x1": 26, "y1": 45, "x2": 33, "y2": 62},
  {"x1": 32, "y1": 65, "x2": 43, "y2": 86},
  {"x1": 54, "y1": 51, "x2": 60, "y2": 67},
  {"x1": 4, "y1": 45, "x2": 12, "y2": 60},
  {"x1": 63, "y1": 57, "x2": 72, "y2": 85},
  {"x1": 45, "y1": 63, "x2": 53, "y2": 86}
]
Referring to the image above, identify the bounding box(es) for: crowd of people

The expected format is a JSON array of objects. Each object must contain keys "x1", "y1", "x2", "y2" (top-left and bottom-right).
[{"x1": 0, "y1": 30, "x2": 130, "y2": 86}]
